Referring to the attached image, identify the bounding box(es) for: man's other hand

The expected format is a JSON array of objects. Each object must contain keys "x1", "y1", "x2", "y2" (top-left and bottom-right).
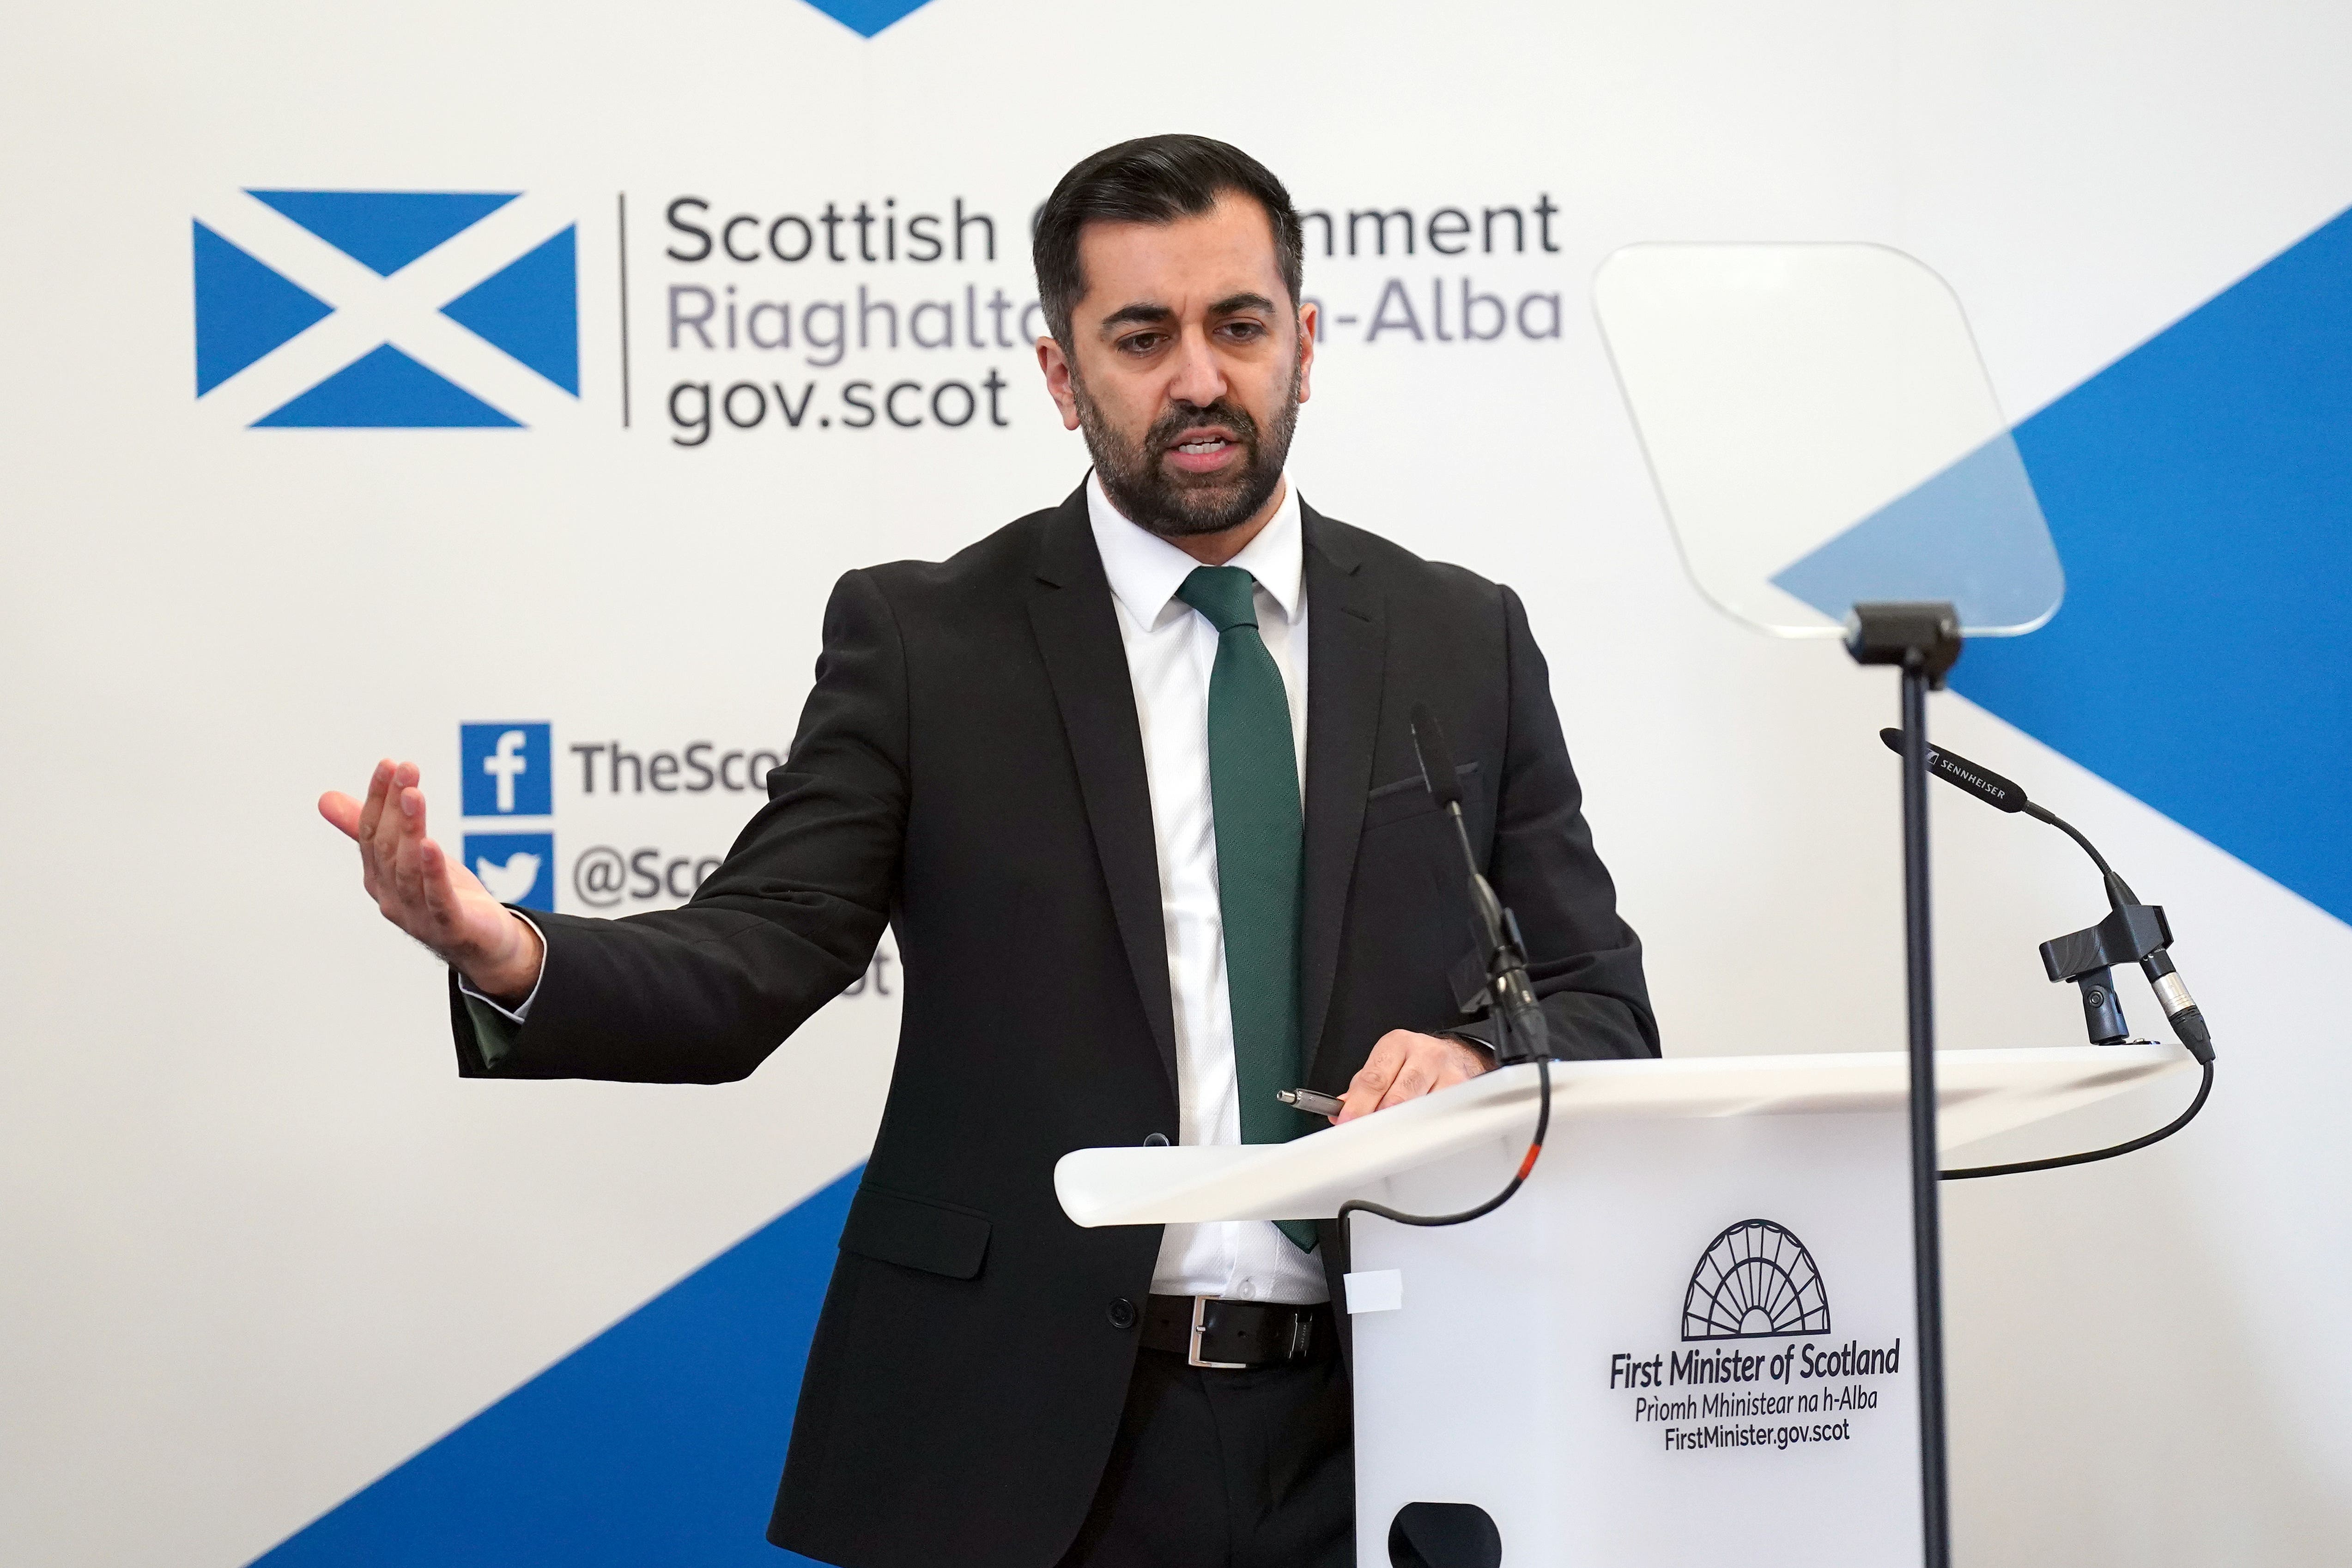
[
  {"x1": 1332, "y1": 1030, "x2": 1495, "y2": 1124},
  {"x1": 319, "y1": 760, "x2": 545, "y2": 1005}
]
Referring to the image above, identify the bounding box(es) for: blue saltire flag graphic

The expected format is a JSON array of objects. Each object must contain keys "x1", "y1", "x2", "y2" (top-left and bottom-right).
[
  {"x1": 1778, "y1": 205, "x2": 2352, "y2": 926},
  {"x1": 192, "y1": 190, "x2": 576, "y2": 427},
  {"x1": 246, "y1": 1170, "x2": 858, "y2": 1566},
  {"x1": 800, "y1": 0, "x2": 937, "y2": 35}
]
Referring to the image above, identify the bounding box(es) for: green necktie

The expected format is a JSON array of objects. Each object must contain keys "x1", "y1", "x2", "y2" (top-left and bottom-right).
[{"x1": 1176, "y1": 565, "x2": 1318, "y2": 1254}]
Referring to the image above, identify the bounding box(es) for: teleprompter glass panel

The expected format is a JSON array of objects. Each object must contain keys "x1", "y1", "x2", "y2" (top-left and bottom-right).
[{"x1": 1592, "y1": 242, "x2": 2064, "y2": 638}]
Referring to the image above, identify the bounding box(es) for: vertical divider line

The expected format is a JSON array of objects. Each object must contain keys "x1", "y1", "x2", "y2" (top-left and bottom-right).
[{"x1": 617, "y1": 193, "x2": 632, "y2": 428}]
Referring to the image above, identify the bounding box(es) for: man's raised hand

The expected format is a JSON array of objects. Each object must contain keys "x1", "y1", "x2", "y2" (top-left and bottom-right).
[{"x1": 319, "y1": 760, "x2": 545, "y2": 1004}]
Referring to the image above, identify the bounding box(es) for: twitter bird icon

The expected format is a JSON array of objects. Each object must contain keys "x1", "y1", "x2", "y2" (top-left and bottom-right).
[
  {"x1": 461, "y1": 832, "x2": 556, "y2": 911},
  {"x1": 476, "y1": 850, "x2": 545, "y2": 904}
]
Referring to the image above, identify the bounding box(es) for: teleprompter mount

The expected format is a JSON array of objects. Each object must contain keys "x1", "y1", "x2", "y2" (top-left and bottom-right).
[{"x1": 1842, "y1": 599, "x2": 1963, "y2": 1568}]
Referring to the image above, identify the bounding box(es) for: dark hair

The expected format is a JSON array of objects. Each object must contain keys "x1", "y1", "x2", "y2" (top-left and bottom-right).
[{"x1": 1032, "y1": 134, "x2": 1304, "y2": 347}]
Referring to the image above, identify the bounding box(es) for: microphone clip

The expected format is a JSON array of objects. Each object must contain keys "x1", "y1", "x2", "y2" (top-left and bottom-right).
[
  {"x1": 1480, "y1": 905, "x2": 1552, "y2": 1066},
  {"x1": 2039, "y1": 903, "x2": 2171, "y2": 1048}
]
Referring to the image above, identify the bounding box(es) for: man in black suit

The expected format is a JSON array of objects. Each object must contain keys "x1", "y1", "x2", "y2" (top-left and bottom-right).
[{"x1": 321, "y1": 135, "x2": 1656, "y2": 1568}]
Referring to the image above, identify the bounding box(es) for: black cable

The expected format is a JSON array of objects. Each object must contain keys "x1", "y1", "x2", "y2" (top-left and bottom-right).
[
  {"x1": 1872, "y1": 730, "x2": 2216, "y2": 1178},
  {"x1": 2024, "y1": 801, "x2": 2137, "y2": 906},
  {"x1": 1337, "y1": 1056, "x2": 1552, "y2": 1229},
  {"x1": 1941, "y1": 1055, "x2": 2213, "y2": 1180},
  {"x1": 1339, "y1": 707, "x2": 1560, "y2": 1233}
]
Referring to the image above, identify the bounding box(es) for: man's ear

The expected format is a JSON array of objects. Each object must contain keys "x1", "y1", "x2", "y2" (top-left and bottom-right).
[
  {"x1": 1036, "y1": 334, "x2": 1083, "y2": 432},
  {"x1": 1294, "y1": 300, "x2": 1318, "y2": 406}
]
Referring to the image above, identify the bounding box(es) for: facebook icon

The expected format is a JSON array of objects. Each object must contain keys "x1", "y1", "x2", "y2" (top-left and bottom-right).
[{"x1": 460, "y1": 722, "x2": 552, "y2": 817}]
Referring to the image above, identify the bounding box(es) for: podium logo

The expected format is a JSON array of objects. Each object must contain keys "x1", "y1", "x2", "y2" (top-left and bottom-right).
[
  {"x1": 191, "y1": 190, "x2": 577, "y2": 427},
  {"x1": 1680, "y1": 1219, "x2": 1832, "y2": 1341},
  {"x1": 461, "y1": 723, "x2": 554, "y2": 817},
  {"x1": 463, "y1": 832, "x2": 556, "y2": 912}
]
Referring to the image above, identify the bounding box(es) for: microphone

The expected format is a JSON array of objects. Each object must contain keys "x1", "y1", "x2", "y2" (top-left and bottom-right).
[
  {"x1": 1877, "y1": 728, "x2": 2028, "y2": 813},
  {"x1": 1411, "y1": 703, "x2": 1498, "y2": 939},
  {"x1": 1411, "y1": 705, "x2": 1546, "y2": 1063},
  {"x1": 1328, "y1": 714, "x2": 1561, "y2": 1237},
  {"x1": 1412, "y1": 704, "x2": 1466, "y2": 808},
  {"x1": 1882, "y1": 728, "x2": 2212, "y2": 1060}
]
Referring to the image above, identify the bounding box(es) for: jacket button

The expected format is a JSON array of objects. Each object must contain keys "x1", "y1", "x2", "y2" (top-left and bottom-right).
[{"x1": 1107, "y1": 1297, "x2": 1138, "y2": 1330}]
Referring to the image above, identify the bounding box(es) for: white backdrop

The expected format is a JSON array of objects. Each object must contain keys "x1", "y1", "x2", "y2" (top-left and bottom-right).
[{"x1": 4, "y1": 1, "x2": 2349, "y2": 1563}]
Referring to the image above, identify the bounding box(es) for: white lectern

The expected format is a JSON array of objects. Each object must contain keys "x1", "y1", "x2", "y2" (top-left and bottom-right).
[{"x1": 1056, "y1": 1046, "x2": 2188, "y2": 1568}]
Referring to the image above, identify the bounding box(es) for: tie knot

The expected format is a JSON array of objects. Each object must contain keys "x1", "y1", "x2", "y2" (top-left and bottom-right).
[{"x1": 1176, "y1": 565, "x2": 1260, "y2": 633}]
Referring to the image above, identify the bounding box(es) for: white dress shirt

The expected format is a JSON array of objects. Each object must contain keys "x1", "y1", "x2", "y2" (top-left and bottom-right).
[
  {"x1": 471, "y1": 473, "x2": 1330, "y2": 1304},
  {"x1": 1086, "y1": 472, "x2": 1328, "y2": 1307}
]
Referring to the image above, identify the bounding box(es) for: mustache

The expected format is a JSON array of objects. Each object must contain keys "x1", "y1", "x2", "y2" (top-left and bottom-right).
[{"x1": 1147, "y1": 401, "x2": 1260, "y2": 458}]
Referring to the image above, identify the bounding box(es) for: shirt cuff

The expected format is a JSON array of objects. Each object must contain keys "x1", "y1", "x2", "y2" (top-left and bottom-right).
[
  {"x1": 454, "y1": 910, "x2": 546, "y2": 1072},
  {"x1": 1440, "y1": 1023, "x2": 1501, "y2": 1066},
  {"x1": 455, "y1": 909, "x2": 546, "y2": 1023}
]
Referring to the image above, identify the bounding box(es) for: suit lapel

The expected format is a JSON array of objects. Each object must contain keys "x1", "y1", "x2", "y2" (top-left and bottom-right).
[
  {"x1": 1299, "y1": 505, "x2": 1387, "y2": 1080},
  {"x1": 1026, "y1": 489, "x2": 1181, "y2": 1095}
]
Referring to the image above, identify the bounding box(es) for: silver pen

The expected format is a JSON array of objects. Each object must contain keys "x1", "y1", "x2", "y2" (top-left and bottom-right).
[{"x1": 1277, "y1": 1087, "x2": 1344, "y2": 1118}]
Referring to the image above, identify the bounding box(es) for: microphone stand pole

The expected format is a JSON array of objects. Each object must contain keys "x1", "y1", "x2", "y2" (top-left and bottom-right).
[{"x1": 1845, "y1": 602, "x2": 1963, "y2": 1568}]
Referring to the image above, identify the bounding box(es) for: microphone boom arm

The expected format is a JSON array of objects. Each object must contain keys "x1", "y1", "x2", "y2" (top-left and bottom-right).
[
  {"x1": 1879, "y1": 729, "x2": 2212, "y2": 1063},
  {"x1": 1330, "y1": 707, "x2": 1555, "y2": 1235}
]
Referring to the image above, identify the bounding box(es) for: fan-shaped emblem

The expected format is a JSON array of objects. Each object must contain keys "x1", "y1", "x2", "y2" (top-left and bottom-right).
[{"x1": 1681, "y1": 1219, "x2": 1831, "y2": 1340}]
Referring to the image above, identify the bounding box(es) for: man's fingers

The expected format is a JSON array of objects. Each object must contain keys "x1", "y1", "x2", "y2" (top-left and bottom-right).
[
  {"x1": 418, "y1": 836, "x2": 454, "y2": 915},
  {"x1": 369, "y1": 762, "x2": 420, "y2": 868},
  {"x1": 418, "y1": 837, "x2": 470, "y2": 944},
  {"x1": 1376, "y1": 1056, "x2": 1438, "y2": 1112},
  {"x1": 353, "y1": 759, "x2": 394, "y2": 842},
  {"x1": 319, "y1": 791, "x2": 363, "y2": 840},
  {"x1": 1337, "y1": 1033, "x2": 1410, "y2": 1123},
  {"x1": 375, "y1": 769, "x2": 428, "y2": 907},
  {"x1": 388, "y1": 787, "x2": 433, "y2": 918},
  {"x1": 1432, "y1": 1049, "x2": 1479, "y2": 1089},
  {"x1": 336, "y1": 757, "x2": 477, "y2": 949},
  {"x1": 1340, "y1": 1033, "x2": 1495, "y2": 1121},
  {"x1": 353, "y1": 760, "x2": 400, "y2": 894}
]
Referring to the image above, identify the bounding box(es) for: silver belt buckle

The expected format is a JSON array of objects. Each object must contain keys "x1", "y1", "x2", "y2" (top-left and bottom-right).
[{"x1": 1188, "y1": 1295, "x2": 1248, "y2": 1369}]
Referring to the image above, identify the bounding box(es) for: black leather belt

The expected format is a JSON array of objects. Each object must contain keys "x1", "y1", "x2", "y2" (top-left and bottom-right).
[{"x1": 1142, "y1": 1293, "x2": 1327, "y2": 1369}]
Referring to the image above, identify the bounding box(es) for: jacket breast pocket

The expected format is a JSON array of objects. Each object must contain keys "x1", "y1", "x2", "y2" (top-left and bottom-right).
[
  {"x1": 837, "y1": 1184, "x2": 992, "y2": 1280},
  {"x1": 1360, "y1": 761, "x2": 1480, "y2": 832}
]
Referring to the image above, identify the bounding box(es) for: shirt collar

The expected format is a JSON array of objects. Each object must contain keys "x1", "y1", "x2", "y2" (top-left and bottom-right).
[{"x1": 1086, "y1": 469, "x2": 1304, "y2": 631}]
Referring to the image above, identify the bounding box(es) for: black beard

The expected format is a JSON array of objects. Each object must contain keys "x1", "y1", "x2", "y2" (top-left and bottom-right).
[{"x1": 1073, "y1": 367, "x2": 1301, "y2": 540}]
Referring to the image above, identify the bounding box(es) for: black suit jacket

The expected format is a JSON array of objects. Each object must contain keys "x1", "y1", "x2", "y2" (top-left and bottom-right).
[{"x1": 450, "y1": 485, "x2": 1657, "y2": 1568}]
